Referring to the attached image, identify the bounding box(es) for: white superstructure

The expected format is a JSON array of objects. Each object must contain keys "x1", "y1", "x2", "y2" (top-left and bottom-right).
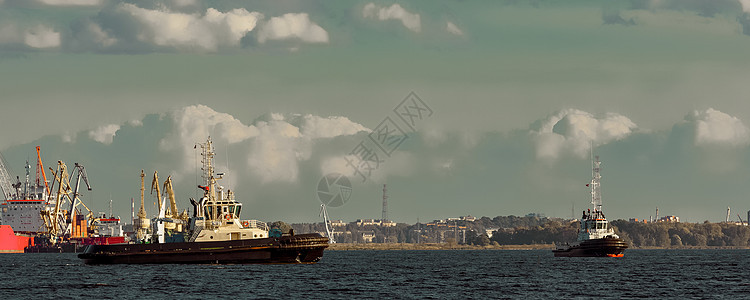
[
  {"x1": 0, "y1": 161, "x2": 56, "y2": 234},
  {"x1": 187, "y1": 137, "x2": 268, "y2": 243}
]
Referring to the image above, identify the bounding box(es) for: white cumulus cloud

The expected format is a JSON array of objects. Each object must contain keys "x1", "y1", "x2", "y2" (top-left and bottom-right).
[
  {"x1": 684, "y1": 108, "x2": 750, "y2": 147},
  {"x1": 24, "y1": 25, "x2": 61, "y2": 48},
  {"x1": 88, "y1": 124, "x2": 120, "y2": 145},
  {"x1": 162, "y1": 106, "x2": 368, "y2": 184},
  {"x1": 162, "y1": 104, "x2": 259, "y2": 153},
  {"x1": 115, "y1": 4, "x2": 262, "y2": 51},
  {"x1": 0, "y1": 24, "x2": 60, "y2": 49},
  {"x1": 446, "y1": 21, "x2": 463, "y2": 35},
  {"x1": 298, "y1": 115, "x2": 369, "y2": 138},
  {"x1": 532, "y1": 109, "x2": 637, "y2": 160},
  {"x1": 256, "y1": 13, "x2": 329, "y2": 44},
  {"x1": 363, "y1": 3, "x2": 421, "y2": 33},
  {"x1": 247, "y1": 113, "x2": 368, "y2": 183}
]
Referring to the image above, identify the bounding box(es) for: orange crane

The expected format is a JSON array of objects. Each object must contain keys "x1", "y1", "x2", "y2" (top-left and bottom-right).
[{"x1": 36, "y1": 146, "x2": 49, "y2": 197}]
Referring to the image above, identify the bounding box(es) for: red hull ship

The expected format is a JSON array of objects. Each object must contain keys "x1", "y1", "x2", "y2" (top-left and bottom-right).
[
  {"x1": 1, "y1": 148, "x2": 127, "y2": 253},
  {"x1": 0, "y1": 225, "x2": 33, "y2": 253}
]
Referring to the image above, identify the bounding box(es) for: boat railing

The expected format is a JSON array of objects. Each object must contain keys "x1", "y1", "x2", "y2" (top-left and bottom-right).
[{"x1": 242, "y1": 220, "x2": 268, "y2": 231}]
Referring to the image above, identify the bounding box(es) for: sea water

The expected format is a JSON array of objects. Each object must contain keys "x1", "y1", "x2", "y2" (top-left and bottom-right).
[{"x1": 1, "y1": 249, "x2": 749, "y2": 299}]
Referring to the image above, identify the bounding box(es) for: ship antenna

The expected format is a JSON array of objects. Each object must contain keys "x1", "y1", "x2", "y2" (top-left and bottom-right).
[{"x1": 589, "y1": 143, "x2": 603, "y2": 212}]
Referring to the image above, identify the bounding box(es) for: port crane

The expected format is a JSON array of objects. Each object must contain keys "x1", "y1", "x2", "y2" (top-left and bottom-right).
[
  {"x1": 134, "y1": 170, "x2": 150, "y2": 241},
  {"x1": 0, "y1": 151, "x2": 15, "y2": 200},
  {"x1": 164, "y1": 175, "x2": 189, "y2": 226},
  {"x1": 64, "y1": 163, "x2": 93, "y2": 236},
  {"x1": 151, "y1": 171, "x2": 163, "y2": 215},
  {"x1": 40, "y1": 161, "x2": 93, "y2": 239}
]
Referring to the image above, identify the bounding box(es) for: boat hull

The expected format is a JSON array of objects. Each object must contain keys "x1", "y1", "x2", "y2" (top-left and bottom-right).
[
  {"x1": 78, "y1": 233, "x2": 328, "y2": 264},
  {"x1": 0, "y1": 225, "x2": 34, "y2": 253},
  {"x1": 553, "y1": 237, "x2": 628, "y2": 257}
]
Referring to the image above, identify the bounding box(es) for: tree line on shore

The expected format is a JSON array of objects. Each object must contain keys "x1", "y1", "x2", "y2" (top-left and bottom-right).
[{"x1": 287, "y1": 215, "x2": 750, "y2": 247}]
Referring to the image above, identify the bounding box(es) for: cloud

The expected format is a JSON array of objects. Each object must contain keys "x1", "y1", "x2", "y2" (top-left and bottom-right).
[
  {"x1": 82, "y1": 4, "x2": 263, "y2": 52},
  {"x1": 683, "y1": 108, "x2": 750, "y2": 147},
  {"x1": 36, "y1": 0, "x2": 101, "y2": 5},
  {"x1": 62, "y1": 131, "x2": 77, "y2": 143},
  {"x1": 247, "y1": 113, "x2": 368, "y2": 183},
  {"x1": 247, "y1": 116, "x2": 304, "y2": 183},
  {"x1": 255, "y1": 13, "x2": 329, "y2": 44},
  {"x1": 742, "y1": 0, "x2": 750, "y2": 13},
  {"x1": 0, "y1": 24, "x2": 60, "y2": 49},
  {"x1": 24, "y1": 25, "x2": 61, "y2": 48},
  {"x1": 128, "y1": 119, "x2": 143, "y2": 127},
  {"x1": 162, "y1": 104, "x2": 259, "y2": 152},
  {"x1": 363, "y1": 3, "x2": 421, "y2": 33},
  {"x1": 446, "y1": 21, "x2": 463, "y2": 35},
  {"x1": 531, "y1": 109, "x2": 637, "y2": 160},
  {"x1": 161, "y1": 105, "x2": 368, "y2": 184},
  {"x1": 296, "y1": 115, "x2": 369, "y2": 138},
  {"x1": 88, "y1": 124, "x2": 120, "y2": 145}
]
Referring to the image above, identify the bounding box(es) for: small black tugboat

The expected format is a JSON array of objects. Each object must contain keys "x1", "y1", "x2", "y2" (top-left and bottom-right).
[
  {"x1": 78, "y1": 137, "x2": 328, "y2": 264},
  {"x1": 553, "y1": 155, "x2": 628, "y2": 257}
]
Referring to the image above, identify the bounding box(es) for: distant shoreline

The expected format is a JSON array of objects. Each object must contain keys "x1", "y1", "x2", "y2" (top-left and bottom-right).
[
  {"x1": 327, "y1": 243, "x2": 554, "y2": 250},
  {"x1": 326, "y1": 243, "x2": 750, "y2": 251}
]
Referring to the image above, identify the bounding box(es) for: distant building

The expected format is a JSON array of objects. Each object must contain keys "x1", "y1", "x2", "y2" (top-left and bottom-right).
[
  {"x1": 355, "y1": 219, "x2": 396, "y2": 227},
  {"x1": 657, "y1": 215, "x2": 679, "y2": 223},
  {"x1": 361, "y1": 231, "x2": 375, "y2": 243},
  {"x1": 485, "y1": 228, "x2": 499, "y2": 239},
  {"x1": 330, "y1": 220, "x2": 346, "y2": 227}
]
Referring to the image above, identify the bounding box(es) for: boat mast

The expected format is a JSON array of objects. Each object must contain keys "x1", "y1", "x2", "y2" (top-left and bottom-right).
[
  {"x1": 590, "y1": 147, "x2": 602, "y2": 212},
  {"x1": 200, "y1": 137, "x2": 217, "y2": 203}
]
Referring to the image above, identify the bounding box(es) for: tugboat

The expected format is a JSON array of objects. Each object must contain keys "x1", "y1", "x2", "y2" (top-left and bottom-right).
[
  {"x1": 553, "y1": 155, "x2": 628, "y2": 257},
  {"x1": 78, "y1": 137, "x2": 329, "y2": 264}
]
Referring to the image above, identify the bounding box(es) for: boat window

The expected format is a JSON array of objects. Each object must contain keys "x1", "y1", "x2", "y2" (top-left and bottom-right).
[
  {"x1": 228, "y1": 206, "x2": 234, "y2": 215},
  {"x1": 235, "y1": 206, "x2": 241, "y2": 217},
  {"x1": 205, "y1": 206, "x2": 212, "y2": 219}
]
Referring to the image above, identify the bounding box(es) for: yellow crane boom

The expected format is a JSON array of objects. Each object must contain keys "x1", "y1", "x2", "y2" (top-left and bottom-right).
[
  {"x1": 163, "y1": 175, "x2": 178, "y2": 218},
  {"x1": 150, "y1": 171, "x2": 162, "y2": 213},
  {"x1": 138, "y1": 170, "x2": 146, "y2": 218}
]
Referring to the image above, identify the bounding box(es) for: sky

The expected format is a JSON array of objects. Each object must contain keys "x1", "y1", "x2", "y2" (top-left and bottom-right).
[{"x1": 2, "y1": 0, "x2": 750, "y2": 223}]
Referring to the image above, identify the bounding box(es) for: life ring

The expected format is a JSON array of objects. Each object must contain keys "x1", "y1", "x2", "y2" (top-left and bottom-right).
[
  {"x1": 225, "y1": 214, "x2": 232, "y2": 220},
  {"x1": 242, "y1": 221, "x2": 249, "y2": 227}
]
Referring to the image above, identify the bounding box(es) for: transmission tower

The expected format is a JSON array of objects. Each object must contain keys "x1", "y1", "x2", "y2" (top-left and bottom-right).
[{"x1": 382, "y1": 184, "x2": 388, "y2": 222}]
